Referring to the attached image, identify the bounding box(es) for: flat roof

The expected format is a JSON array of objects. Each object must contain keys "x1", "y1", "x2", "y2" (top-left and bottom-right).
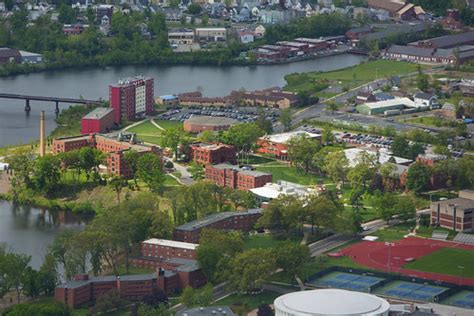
[
  {"x1": 185, "y1": 115, "x2": 237, "y2": 126},
  {"x1": 343, "y1": 147, "x2": 412, "y2": 167},
  {"x1": 159, "y1": 95, "x2": 178, "y2": 100},
  {"x1": 175, "y1": 209, "x2": 262, "y2": 232},
  {"x1": 295, "y1": 38, "x2": 326, "y2": 43},
  {"x1": 82, "y1": 107, "x2": 114, "y2": 120},
  {"x1": 274, "y1": 289, "x2": 390, "y2": 315},
  {"x1": 260, "y1": 130, "x2": 321, "y2": 144},
  {"x1": 433, "y1": 197, "x2": 474, "y2": 210},
  {"x1": 177, "y1": 306, "x2": 236, "y2": 316},
  {"x1": 361, "y1": 97, "x2": 415, "y2": 109},
  {"x1": 142, "y1": 238, "x2": 198, "y2": 250}
]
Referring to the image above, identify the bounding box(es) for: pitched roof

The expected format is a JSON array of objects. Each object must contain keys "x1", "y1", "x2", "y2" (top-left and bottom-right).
[
  {"x1": 415, "y1": 31, "x2": 474, "y2": 49},
  {"x1": 414, "y1": 92, "x2": 434, "y2": 100},
  {"x1": 367, "y1": 0, "x2": 405, "y2": 13}
]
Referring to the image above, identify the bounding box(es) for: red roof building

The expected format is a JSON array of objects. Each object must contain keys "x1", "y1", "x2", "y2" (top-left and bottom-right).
[{"x1": 81, "y1": 108, "x2": 116, "y2": 134}]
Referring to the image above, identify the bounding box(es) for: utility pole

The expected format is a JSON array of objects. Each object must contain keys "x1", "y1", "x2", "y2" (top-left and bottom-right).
[
  {"x1": 40, "y1": 111, "x2": 46, "y2": 157},
  {"x1": 385, "y1": 242, "x2": 395, "y2": 273}
]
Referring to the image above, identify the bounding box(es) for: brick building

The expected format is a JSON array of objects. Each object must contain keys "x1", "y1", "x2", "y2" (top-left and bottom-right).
[
  {"x1": 183, "y1": 116, "x2": 237, "y2": 133},
  {"x1": 229, "y1": 88, "x2": 299, "y2": 109},
  {"x1": 52, "y1": 133, "x2": 160, "y2": 178},
  {"x1": 257, "y1": 131, "x2": 321, "y2": 160},
  {"x1": 81, "y1": 108, "x2": 116, "y2": 134},
  {"x1": 173, "y1": 209, "x2": 262, "y2": 243},
  {"x1": 54, "y1": 270, "x2": 175, "y2": 309},
  {"x1": 430, "y1": 190, "x2": 474, "y2": 232},
  {"x1": 109, "y1": 76, "x2": 154, "y2": 122},
  {"x1": 345, "y1": 26, "x2": 373, "y2": 41},
  {"x1": 205, "y1": 163, "x2": 272, "y2": 190},
  {"x1": 140, "y1": 238, "x2": 198, "y2": 260},
  {"x1": 189, "y1": 142, "x2": 236, "y2": 165}
]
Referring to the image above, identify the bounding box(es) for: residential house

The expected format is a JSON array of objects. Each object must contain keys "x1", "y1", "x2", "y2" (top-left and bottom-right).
[
  {"x1": 168, "y1": 28, "x2": 195, "y2": 45},
  {"x1": 441, "y1": 102, "x2": 456, "y2": 119},
  {"x1": 0, "y1": 47, "x2": 21, "y2": 64},
  {"x1": 414, "y1": 92, "x2": 437, "y2": 109}
]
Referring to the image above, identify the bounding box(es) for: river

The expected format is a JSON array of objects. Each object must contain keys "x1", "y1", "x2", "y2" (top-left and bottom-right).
[
  {"x1": 0, "y1": 200, "x2": 89, "y2": 269},
  {"x1": 0, "y1": 54, "x2": 365, "y2": 147}
]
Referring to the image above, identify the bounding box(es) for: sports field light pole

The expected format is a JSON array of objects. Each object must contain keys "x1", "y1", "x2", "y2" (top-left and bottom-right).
[
  {"x1": 385, "y1": 242, "x2": 395, "y2": 273},
  {"x1": 458, "y1": 265, "x2": 464, "y2": 286}
]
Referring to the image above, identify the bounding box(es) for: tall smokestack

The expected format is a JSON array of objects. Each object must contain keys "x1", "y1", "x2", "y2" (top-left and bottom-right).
[{"x1": 40, "y1": 111, "x2": 45, "y2": 157}]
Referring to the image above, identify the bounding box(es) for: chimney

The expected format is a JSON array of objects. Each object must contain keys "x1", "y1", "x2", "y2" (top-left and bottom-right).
[{"x1": 40, "y1": 111, "x2": 46, "y2": 157}]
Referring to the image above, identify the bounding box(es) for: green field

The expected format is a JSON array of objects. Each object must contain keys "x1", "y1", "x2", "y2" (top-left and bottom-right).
[
  {"x1": 285, "y1": 60, "x2": 430, "y2": 93},
  {"x1": 402, "y1": 116, "x2": 458, "y2": 128},
  {"x1": 371, "y1": 222, "x2": 416, "y2": 242},
  {"x1": 127, "y1": 120, "x2": 161, "y2": 135},
  {"x1": 243, "y1": 234, "x2": 293, "y2": 250},
  {"x1": 153, "y1": 119, "x2": 183, "y2": 130},
  {"x1": 403, "y1": 248, "x2": 474, "y2": 278}
]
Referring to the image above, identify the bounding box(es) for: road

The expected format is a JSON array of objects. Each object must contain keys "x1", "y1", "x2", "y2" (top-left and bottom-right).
[{"x1": 164, "y1": 157, "x2": 195, "y2": 186}]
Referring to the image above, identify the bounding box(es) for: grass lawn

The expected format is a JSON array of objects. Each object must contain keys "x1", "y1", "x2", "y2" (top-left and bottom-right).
[
  {"x1": 153, "y1": 119, "x2": 183, "y2": 130},
  {"x1": 371, "y1": 222, "x2": 416, "y2": 242},
  {"x1": 127, "y1": 120, "x2": 161, "y2": 135},
  {"x1": 403, "y1": 248, "x2": 474, "y2": 278},
  {"x1": 164, "y1": 174, "x2": 181, "y2": 186},
  {"x1": 110, "y1": 265, "x2": 155, "y2": 276},
  {"x1": 402, "y1": 116, "x2": 458, "y2": 128},
  {"x1": 245, "y1": 154, "x2": 276, "y2": 165},
  {"x1": 285, "y1": 60, "x2": 430, "y2": 93},
  {"x1": 212, "y1": 290, "x2": 280, "y2": 312},
  {"x1": 416, "y1": 226, "x2": 457, "y2": 240},
  {"x1": 343, "y1": 206, "x2": 379, "y2": 223},
  {"x1": 243, "y1": 233, "x2": 294, "y2": 250},
  {"x1": 255, "y1": 162, "x2": 321, "y2": 185},
  {"x1": 137, "y1": 135, "x2": 162, "y2": 145}
]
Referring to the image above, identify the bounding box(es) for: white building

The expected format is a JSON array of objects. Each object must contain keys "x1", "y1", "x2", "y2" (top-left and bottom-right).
[
  {"x1": 414, "y1": 92, "x2": 437, "y2": 109},
  {"x1": 249, "y1": 180, "x2": 317, "y2": 201},
  {"x1": 274, "y1": 289, "x2": 390, "y2": 316},
  {"x1": 343, "y1": 147, "x2": 412, "y2": 167}
]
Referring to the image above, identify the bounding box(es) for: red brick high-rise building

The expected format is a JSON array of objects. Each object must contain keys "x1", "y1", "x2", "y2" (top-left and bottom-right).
[{"x1": 109, "y1": 76, "x2": 154, "y2": 122}]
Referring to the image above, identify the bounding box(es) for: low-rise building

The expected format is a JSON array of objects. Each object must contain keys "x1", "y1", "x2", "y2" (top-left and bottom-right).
[
  {"x1": 19, "y1": 50, "x2": 43, "y2": 64},
  {"x1": 189, "y1": 142, "x2": 236, "y2": 165},
  {"x1": 410, "y1": 31, "x2": 474, "y2": 49},
  {"x1": 81, "y1": 108, "x2": 116, "y2": 134},
  {"x1": 356, "y1": 97, "x2": 416, "y2": 115},
  {"x1": 431, "y1": 190, "x2": 474, "y2": 232},
  {"x1": 343, "y1": 147, "x2": 412, "y2": 168},
  {"x1": 173, "y1": 209, "x2": 262, "y2": 243},
  {"x1": 229, "y1": 88, "x2": 299, "y2": 109},
  {"x1": 140, "y1": 238, "x2": 198, "y2": 260},
  {"x1": 294, "y1": 38, "x2": 331, "y2": 50},
  {"x1": 356, "y1": 92, "x2": 376, "y2": 104},
  {"x1": 441, "y1": 102, "x2": 456, "y2": 119},
  {"x1": 383, "y1": 44, "x2": 474, "y2": 65},
  {"x1": 345, "y1": 26, "x2": 373, "y2": 41},
  {"x1": 205, "y1": 163, "x2": 272, "y2": 190},
  {"x1": 257, "y1": 131, "x2": 321, "y2": 160},
  {"x1": 250, "y1": 180, "x2": 317, "y2": 202},
  {"x1": 183, "y1": 116, "x2": 237, "y2": 133},
  {"x1": 195, "y1": 28, "x2": 227, "y2": 42},
  {"x1": 414, "y1": 92, "x2": 437, "y2": 109},
  {"x1": 168, "y1": 28, "x2": 195, "y2": 45},
  {"x1": 156, "y1": 95, "x2": 179, "y2": 107},
  {"x1": 0, "y1": 47, "x2": 21, "y2": 64}
]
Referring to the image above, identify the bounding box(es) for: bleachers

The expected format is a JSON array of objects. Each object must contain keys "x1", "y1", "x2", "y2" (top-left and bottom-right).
[
  {"x1": 431, "y1": 230, "x2": 449, "y2": 241},
  {"x1": 453, "y1": 233, "x2": 474, "y2": 245}
]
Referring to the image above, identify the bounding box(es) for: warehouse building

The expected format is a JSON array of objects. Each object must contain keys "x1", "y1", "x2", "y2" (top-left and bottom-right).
[
  {"x1": 356, "y1": 97, "x2": 415, "y2": 115},
  {"x1": 81, "y1": 108, "x2": 116, "y2": 134},
  {"x1": 274, "y1": 289, "x2": 390, "y2": 316}
]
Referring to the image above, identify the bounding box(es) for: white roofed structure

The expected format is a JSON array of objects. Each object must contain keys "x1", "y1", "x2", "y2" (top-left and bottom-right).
[
  {"x1": 259, "y1": 130, "x2": 321, "y2": 145},
  {"x1": 343, "y1": 147, "x2": 412, "y2": 167},
  {"x1": 250, "y1": 180, "x2": 317, "y2": 201},
  {"x1": 142, "y1": 238, "x2": 198, "y2": 250}
]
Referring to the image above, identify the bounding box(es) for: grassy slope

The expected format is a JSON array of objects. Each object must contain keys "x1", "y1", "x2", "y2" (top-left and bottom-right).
[
  {"x1": 255, "y1": 162, "x2": 320, "y2": 185},
  {"x1": 403, "y1": 248, "x2": 474, "y2": 278}
]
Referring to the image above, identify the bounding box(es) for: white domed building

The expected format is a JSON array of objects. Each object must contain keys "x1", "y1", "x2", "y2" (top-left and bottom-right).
[{"x1": 274, "y1": 289, "x2": 390, "y2": 316}]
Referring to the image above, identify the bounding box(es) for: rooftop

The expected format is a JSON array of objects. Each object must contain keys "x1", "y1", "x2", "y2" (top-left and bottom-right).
[
  {"x1": 142, "y1": 238, "x2": 198, "y2": 250},
  {"x1": 250, "y1": 180, "x2": 316, "y2": 200},
  {"x1": 82, "y1": 107, "x2": 114, "y2": 120},
  {"x1": 433, "y1": 197, "x2": 474, "y2": 210},
  {"x1": 414, "y1": 30, "x2": 474, "y2": 49},
  {"x1": 159, "y1": 95, "x2": 178, "y2": 101},
  {"x1": 175, "y1": 209, "x2": 262, "y2": 232},
  {"x1": 343, "y1": 147, "x2": 412, "y2": 167},
  {"x1": 360, "y1": 97, "x2": 415, "y2": 109},
  {"x1": 56, "y1": 272, "x2": 164, "y2": 289},
  {"x1": 191, "y1": 142, "x2": 233, "y2": 151},
  {"x1": 259, "y1": 130, "x2": 321, "y2": 144},
  {"x1": 185, "y1": 115, "x2": 237, "y2": 126}
]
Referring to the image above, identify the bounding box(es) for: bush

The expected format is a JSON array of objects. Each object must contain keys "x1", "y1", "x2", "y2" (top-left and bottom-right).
[
  {"x1": 4, "y1": 301, "x2": 70, "y2": 316},
  {"x1": 164, "y1": 161, "x2": 174, "y2": 169}
]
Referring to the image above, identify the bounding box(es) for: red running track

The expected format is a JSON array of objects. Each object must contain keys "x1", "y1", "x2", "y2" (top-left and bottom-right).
[{"x1": 341, "y1": 237, "x2": 474, "y2": 286}]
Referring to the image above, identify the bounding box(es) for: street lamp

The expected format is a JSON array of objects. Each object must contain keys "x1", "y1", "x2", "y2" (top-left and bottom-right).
[
  {"x1": 458, "y1": 266, "x2": 464, "y2": 286},
  {"x1": 394, "y1": 256, "x2": 401, "y2": 273},
  {"x1": 385, "y1": 242, "x2": 395, "y2": 273}
]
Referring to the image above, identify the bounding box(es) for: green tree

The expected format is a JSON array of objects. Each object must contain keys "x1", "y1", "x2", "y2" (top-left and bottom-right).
[
  {"x1": 160, "y1": 127, "x2": 188, "y2": 160},
  {"x1": 78, "y1": 147, "x2": 103, "y2": 182},
  {"x1": 321, "y1": 125, "x2": 334, "y2": 145},
  {"x1": 196, "y1": 229, "x2": 244, "y2": 281},
  {"x1": 371, "y1": 191, "x2": 397, "y2": 224},
  {"x1": 123, "y1": 150, "x2": 140, "y2": 187},
  {"x1": 137, "y1": 153, "x2": 165, "y2": 192},
  {"x1": 3, "y1": 252, "x2": 31, "y2": 303},
  {"x1": 274, "y1": 243, "x2": 310, "y2": 282},
  {"x1": 226, "y1": 249, "x2": 277, "y2": 293},
  {"x1": 287, "y1": 134, "x2": 321, "y2": 174},
  {"x1": 278, "y1": 108, "x2": 292, "y2": 132},
  {"x1": 180, "y1": 284, "x2": 213, "y2": 307},
  {"x1": 188, "y1": 162, "x2": 204, "y2": 180},
  {"x1": 33, "y1": 154, "x2": 61, "y2": 195},
  {"x1": 406, "y1": 162, "x2": 431, "y2": 194},
  {"x1": 457, "y1": 155, "x2": 474, "y2": 189},
  {"x1": 108, "y1": 176, "x2": 127, "y2": 205},
  {"x1": 347, "y1": 151, "x2": 378, "y2": 189},
  {"x1": 396, "y1": 196, "x2": 416, "y2": 222},
  {"x1": 323, "y1": 150, "x2": 349, "y2": 186},
  {"x1": 222, "y1": 123, "x2": 264, "y2": 163},
  {"x1": 326, "y1": 101, "x2": 338, "y2": 114},
  {"x1": 201, "y1": 14, "x2": 209, "y2": 26},
  {"x1": 58, "y1": 4, "x2": 78, "y2": 24},
  {"x1": 256, "y1": 109, "x2": 273, "y2": 134},
  {"x1": 187, "y1": 3, "x2": 202, "y2": 15},
  {"x1": 416, "y1": 73, "x2": 430, "y2": 92}
]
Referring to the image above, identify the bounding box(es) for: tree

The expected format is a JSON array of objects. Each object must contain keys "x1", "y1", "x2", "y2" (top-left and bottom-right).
[
  {"x1": 226, "y1": 249, "x2": 276, "y2": 293},
  {"x1": 160, "y1": 127, "x2": 188, "y2": 160},
  {"x1": 321, "y1": 125, "x2": 334, "y2": 145},
  {"x1": 278, "y1": 108, "x2": 292, "y2": 132},
  {"x1": 21, "y1": 268, "x2": 42, "y2": 299},
  {"x1": 305, "y1": 195, "x2": 339, "y2": 234},
  {"x1": 123, "y1": 150, "x2": 140, "y2": 187},
  {"x1": 187, "y1": 3, "x2": 202, "y2": 15},
  {"x1": 379, "y1": 163, "x2": 398, "y2": 191},
  {"x1": 287, "y1": 134, "x2": 320, "y2": 174},
  {"x1": 78, "y1": 147, "x2": 103, "y2": 182},
  {"x1": 371, "y1": 191, "x2": 397, "y2": 224},
  {"x1": 58, "y1": 4, "x2": 78, "y2": 24},
  {"x1": 457, "y1": 155, "x2": 474, "y2": 189},
  {"x1": 197, "y1": 130, "x2": 218, "y2": 143},
  {"x1": 323, "y1": 151, "x2": 349, "y2": 186},
  {"x1": 108, "y1": 176, "x2": 127, "y2": 205},
  {"x1": 347, "y1": 151, "x2": 377, "y2": 189},
  {"x1": 196, "y1": 230, "x2": 244, "y2": 281},
  {"x1": 391, "y1": 136, "x2": 409, "y2": 158},
  {"x1": 258, "y1": 196, "x2": 305, "y2": 237},
  {"x1": 201, "y1": 13, "x2": 209, "y2": 26},
  {"x1": 222, "y1": 123, "x2": 264, "y2": 163},
  {"x1": 396, "y1": 196, "x2": 416, "y2": 222},
  {"x1": 3, "y1": 252, "x2": 31, "y2": 303},
  {"x1": 406, "y1": 162, "x2": 431, "y2": 194},
  {"x1": 3, "y1": 301, "x2": 70, "y2": 316},
  {"x1": 180, "y1": 284, "x2": 213, "y2": 307},
  {"x1": 326, "y1": 101, "x2": 338, "y2": 114},
  {"x1": 137, "y1": 153, "x2": 165, "y2": 192},
  {"x1": 274, "y1": 243, "x2": 310, "y2": 282},
  {"x1": 188, "y1": 162, "x2": 204, "y2": 180},
  {"x1": 149, "y1": 210, "x2": 174, "y2": 239},
  {"x1": 416, "y1": 73, "x2": 430, "y2": 92},
  {"x1": 256, "y1": 109, "x2": 273, "y2": 134},
  {"x1": 32, "y1": 155, "x2": 61, "y2": 195}
]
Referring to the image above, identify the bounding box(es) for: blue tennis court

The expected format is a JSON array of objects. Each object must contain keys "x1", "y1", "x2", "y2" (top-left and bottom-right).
[
  {"x1": 307, "y1": 271, "x2": 385, "y2": 292},
  {"x1": 376, "y1": 281, "x2": 448, "y2": 302},
  {"x1": 442, "y1": 290, "x2": 474, "y2": 309}
]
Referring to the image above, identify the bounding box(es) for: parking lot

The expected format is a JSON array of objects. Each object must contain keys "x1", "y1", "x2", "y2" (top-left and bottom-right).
[{"x1": 157, "y1": 106, "x2": 280, "y2": 123}]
